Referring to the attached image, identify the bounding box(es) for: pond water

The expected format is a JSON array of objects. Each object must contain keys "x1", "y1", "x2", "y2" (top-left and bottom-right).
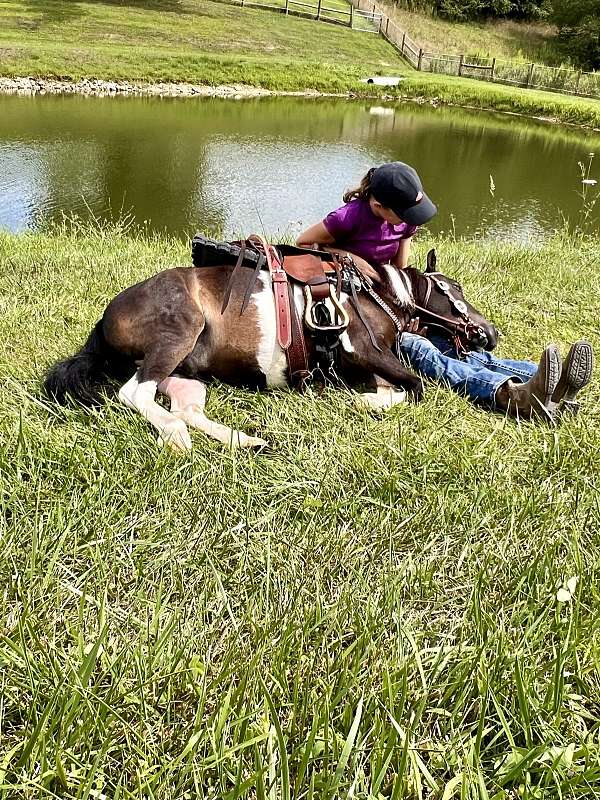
[{"x1": 1, "y1": 93, "x2": 599, "y2": 243}]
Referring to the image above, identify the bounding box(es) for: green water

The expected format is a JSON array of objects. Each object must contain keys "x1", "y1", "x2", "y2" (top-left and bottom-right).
[{"x1": 1, "y1": 93, "x2": 599, "y2": 242}]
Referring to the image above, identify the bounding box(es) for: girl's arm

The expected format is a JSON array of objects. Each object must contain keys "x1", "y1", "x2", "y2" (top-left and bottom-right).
[
  {"x1": 296, "y1": 221, "x2": 379, "y2": 281},
  {"x1": 296, "y1": 222, "x2": 336, "y2": 247},
  {"x1": 392, "y1": 237, "x2": 412, "y2": 269}
]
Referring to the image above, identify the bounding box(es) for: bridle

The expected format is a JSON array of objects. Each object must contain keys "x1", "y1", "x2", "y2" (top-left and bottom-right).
[{"x1": 413, "y1": 272, "x2": 489, "y2": 354}]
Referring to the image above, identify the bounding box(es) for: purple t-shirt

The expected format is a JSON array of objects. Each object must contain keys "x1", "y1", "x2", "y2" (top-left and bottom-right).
[{"x1": 323, "y1": 198, "x2": 418, "y2": 266}]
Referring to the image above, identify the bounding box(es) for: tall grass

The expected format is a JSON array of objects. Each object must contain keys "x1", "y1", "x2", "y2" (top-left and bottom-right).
[
  {"x1": 377, "y1": 4, "x2": 562, "y2": 65},
  {"x1": 0, "y1": 223, "x2": 599, "y2": 798}
]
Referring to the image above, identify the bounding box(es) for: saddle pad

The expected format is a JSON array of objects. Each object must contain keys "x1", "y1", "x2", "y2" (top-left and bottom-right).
[
  {"x1": 192, "y1": 234, "x2": 333, "y2": 271},
  {"x1": 191, "y1": 234, "x2": 265, "y2": 269}
]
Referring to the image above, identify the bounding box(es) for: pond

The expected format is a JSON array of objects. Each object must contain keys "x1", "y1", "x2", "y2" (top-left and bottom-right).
[{"x1": 1, "y1": 93, "x2": 599, "y2": 243}]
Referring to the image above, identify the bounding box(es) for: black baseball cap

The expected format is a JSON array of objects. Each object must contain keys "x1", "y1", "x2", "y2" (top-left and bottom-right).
[{"x1": 370, "y1": 162, "x2": 437, "y2": 226}]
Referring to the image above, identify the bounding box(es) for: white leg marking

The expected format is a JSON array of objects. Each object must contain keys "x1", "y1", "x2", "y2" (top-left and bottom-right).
[
  {"x1": 381, "y1": 265, "x2": 414, "y2": 311},
  {"x1": 158, "y1": 376, "x2": 268, "y2": 449},
  {"x1": 119, "y1": 372, "x2": 192, "y2": 451},
  {"x1": 340, "y1": 331, "x2": 355, "y2": 354},
  {"x1": 254, "y1": 273, "x2": 288, "y2": 388},
  {"x1": 357, "y1": 385, "x2": 407, "y2": 411}
]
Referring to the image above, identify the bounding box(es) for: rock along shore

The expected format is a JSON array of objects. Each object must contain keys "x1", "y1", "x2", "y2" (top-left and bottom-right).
[{"x1": 0, "y1": 77, "x2": 333, "y2": 98}]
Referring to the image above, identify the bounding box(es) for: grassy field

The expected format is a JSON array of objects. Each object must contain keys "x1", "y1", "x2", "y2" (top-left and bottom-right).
[
  {"x1": 1, "y1": 222, "x2": 599, "y2": 798},
  {"x1": 0, "y1": 0, "x2": 397, "y2": 92},
  {"x1": 398, "y1": 73, "x2": 600, "y2": 128},
  {"x1": 378, "y1": 4, "x2": 561, "y2": 65}
]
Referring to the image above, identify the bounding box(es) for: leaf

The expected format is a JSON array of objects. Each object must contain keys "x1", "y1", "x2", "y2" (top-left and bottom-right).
[
  {"x1": 441, "y1": 773, "x2": 463, "y2": 800},
  {"x1": 556, "y1": 588, "x2": 572, "y2": 602},
  {"x1": 330, "y1": 696, "x2": 363, "y2": 793},
  {"x1": 563, "y1": 742, "x2": 576, "y2": 768},
  {"x1": 566, "y1": 576, "x2": 578, "y2": 594},
  {"x1": 259, "y1": 677, "x2": 290, "y2": 800}
]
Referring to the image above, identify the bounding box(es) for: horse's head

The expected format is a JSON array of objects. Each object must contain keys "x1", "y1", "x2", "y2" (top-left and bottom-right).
[{"x1": 408, "y1": 249, "x2": 498, "y2": 352}]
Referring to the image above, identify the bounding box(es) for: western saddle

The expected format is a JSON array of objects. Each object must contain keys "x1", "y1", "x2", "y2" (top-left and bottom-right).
[{"x1": 192, "y1": 233, "x2": 373, "y2": 388}]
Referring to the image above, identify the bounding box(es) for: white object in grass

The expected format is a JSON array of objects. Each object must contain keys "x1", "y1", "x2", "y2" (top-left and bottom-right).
[{"x1": 556, "y1": 576, "x2": 578, "y2": 602}]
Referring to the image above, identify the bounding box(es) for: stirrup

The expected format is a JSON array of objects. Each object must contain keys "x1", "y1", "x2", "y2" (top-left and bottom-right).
[{"x1": 303, "y1": 285, "x2": 349, "y2": 333}]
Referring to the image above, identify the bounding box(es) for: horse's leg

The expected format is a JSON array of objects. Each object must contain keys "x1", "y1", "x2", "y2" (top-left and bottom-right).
[
  {"x1": 158, "y1": 376, "x2": 268, "y2": 450},
  {"x1": 358, "y1": 376, "x2": 407, "y2": 411},
  {"x1": 117, "y1": 311, "x2": 206, "y2": 452},
  {"x1": 119, "y1": 371, "x2": 193, "y2": 451},
  {"x1": 341, "y1": 326, "x2": 424, "y2": 402}
]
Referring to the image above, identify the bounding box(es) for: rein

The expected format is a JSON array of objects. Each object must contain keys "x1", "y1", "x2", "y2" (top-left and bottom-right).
[{"x1": 412, "y1": 273, "x2": 488, "y2": 354}]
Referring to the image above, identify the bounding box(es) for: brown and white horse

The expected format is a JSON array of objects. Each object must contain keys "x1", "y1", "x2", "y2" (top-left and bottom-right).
[{"x1": 44, "y1": 249, "x2": 495, "y2": 450}]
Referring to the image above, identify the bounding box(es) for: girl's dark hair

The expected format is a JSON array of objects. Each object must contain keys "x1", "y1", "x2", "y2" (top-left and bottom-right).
[{"x1": 343, "y1": 167, "x2": 375, "y2": 204}]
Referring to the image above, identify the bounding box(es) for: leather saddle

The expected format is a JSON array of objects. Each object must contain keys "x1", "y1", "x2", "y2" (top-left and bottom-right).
[{"x1": 191, "y1": 233, "x2": 352, "y2": 386}]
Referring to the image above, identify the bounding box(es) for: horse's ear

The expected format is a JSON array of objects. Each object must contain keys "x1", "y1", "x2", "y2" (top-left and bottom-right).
[{"x1": 425, "y1": 249, "x2": 437, "y2": 273}]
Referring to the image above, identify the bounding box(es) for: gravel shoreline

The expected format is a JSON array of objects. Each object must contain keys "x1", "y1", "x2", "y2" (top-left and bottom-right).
[{"x1": 0, "y1": 77, "x2": 337, "y2": 98}]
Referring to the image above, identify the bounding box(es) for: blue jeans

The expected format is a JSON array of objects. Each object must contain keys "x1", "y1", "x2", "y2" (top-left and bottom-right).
[{"x1": 399, "y1": 333, "x2": 537, "y2": 407}]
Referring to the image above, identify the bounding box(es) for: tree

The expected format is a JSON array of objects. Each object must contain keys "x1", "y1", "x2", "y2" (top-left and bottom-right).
[
  {"x1": 435, "y1": 0, "x2": 548, "y2": 21},
  {"x1": 551, "y1": 0, "x2": 600, "y2": 70}
]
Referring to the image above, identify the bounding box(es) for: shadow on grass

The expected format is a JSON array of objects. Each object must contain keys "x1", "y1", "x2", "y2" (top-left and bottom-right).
[
  {"x1": 21, "y1": 0, "x2": 187, "y2": 26},
  {"x1": 80, "y1": 0, "x2": 187, "y2": 12},
  {"x1": 22, "y1": 0, "x2": 84, "y2": 24},
  {"x1": 97, "y1": 0, "x2": 185, "y2": 9}
]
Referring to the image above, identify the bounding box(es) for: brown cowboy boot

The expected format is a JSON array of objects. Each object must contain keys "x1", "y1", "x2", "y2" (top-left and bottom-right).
[
  {"x1": 551, "y1": 340, "x2": 594, "y2": 415},
  {"x1": 496, "y1": 344, "x2": 562, "y2": 422}
]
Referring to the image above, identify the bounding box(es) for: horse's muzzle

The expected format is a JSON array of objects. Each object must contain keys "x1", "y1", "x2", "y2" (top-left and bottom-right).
[{"x1": 480, "y1": 324, "x2": 499, "y2": 351}]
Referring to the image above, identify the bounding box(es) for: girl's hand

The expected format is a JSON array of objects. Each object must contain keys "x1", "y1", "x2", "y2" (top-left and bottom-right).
[{"x1": 406, "y1": 317, "x2": 428, "y2": 337}]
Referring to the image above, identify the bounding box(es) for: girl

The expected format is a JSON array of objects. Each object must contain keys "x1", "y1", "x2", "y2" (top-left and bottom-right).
[
  {"x1": 297, "y1": 162, "x2": 593, "y2": 420},
  {"x1": 296, "y1": 161, "x2": 437, "y2": 269}
]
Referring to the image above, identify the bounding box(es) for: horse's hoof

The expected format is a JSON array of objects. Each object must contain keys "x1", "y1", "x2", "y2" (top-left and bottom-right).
[
  {"x1": 240, "y1": 435, "x2": 269, "y2": 452},
  {"x1": 158, "y1": 420, "x2": 193, "y2": 452},
  {"x1": 357, "y1": 390, "x2": 406, "y2": 412}
]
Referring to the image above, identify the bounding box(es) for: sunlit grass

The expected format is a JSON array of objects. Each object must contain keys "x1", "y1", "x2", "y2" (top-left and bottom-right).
[
  {"x1": 0, "y1": 0, "x2": 399, "y2": 91},
  {"x1": 377, "y1": 4, "x2": 562, "y2": 65},
  {"x1": 0, "y1": 221, "x2": 599, "y2": 798}
]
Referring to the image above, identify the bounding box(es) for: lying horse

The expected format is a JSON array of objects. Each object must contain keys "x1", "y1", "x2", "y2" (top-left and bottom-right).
[{"x1": 44, "y1": 242, "x2": 495, "y2": 451}]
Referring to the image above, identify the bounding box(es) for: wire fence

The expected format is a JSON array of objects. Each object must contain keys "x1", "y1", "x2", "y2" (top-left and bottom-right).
[{"x1": 350, "y1": 0, "x2": 600, "y2": 99}]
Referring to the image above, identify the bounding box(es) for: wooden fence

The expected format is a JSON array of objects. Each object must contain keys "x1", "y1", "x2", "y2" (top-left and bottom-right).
[
  {"x1": 350, "y1": 0, "x2": 600, "y2": 99},
  {"x1": 211, "y1": 0, "x2": 381, "y2": 30}
]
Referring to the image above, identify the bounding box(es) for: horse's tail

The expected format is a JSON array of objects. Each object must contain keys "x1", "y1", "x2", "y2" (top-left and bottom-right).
[{"x1": 44, "y1": 320, "x2": 133, "y2": 407}]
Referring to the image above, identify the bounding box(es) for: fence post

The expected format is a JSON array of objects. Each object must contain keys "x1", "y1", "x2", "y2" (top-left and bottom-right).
[
  {"x1": 458, "y1": 54, "x2": 464, "y2": 77},
  {"x1": 417, "y1": 47, "x2": 423, "y2": 71},
  {"x1": 285, "y1": 0, "x2": 289, "y2": 13},
  {"x1": 401, "y1": 31, "x2": 406, "y2": 53},
  {"x1": 349, "y1": 2, "x2": 353, "y2": 27},
  {"x1": 316, "y1": 0, "x2": 321, "y2": 19},
  {"x1": 574, "y1": 71, "x2": 582, "y2": 94},
  {"x1": 385, "y1": 17, "x2": 389, "y2": 35},
  {"x1": 378, "y1": 14, "x2": 383, "y2": 33},
  {"x1": 527, "y1": 62, "x2": 535, "y2": 88},
  {"x1": 490, "y1": 57, "x2": 496, "y2": 81}
]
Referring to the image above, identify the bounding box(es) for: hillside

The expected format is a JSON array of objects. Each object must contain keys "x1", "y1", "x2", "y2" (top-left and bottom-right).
[
  {"x1": 0, "y1": 0, "x2": 403, "y2": 91},
  {"x1": 379, "y1": 3, "x2": 562, "y2": 64}
]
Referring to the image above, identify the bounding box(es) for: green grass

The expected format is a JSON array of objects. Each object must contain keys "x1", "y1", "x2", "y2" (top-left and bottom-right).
[
  {"x1": 0, "y1": 0, "x2": 398, "y2": 91},
  {"x1": 378, "y1": 3, "x2": 562, "y2": 65},
  {"x1": 397, "y1": 72, "x2": 600, "y2": 128},
  {"x1": 1, "y1": 221, "x2": 600, "y2": 798}
]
